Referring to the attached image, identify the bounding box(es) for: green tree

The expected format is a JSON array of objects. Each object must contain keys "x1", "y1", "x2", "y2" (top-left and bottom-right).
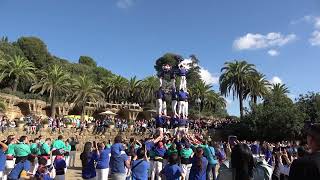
[
  {"x1": 219, "y1": 61, "x2": 258, "y2": 118},
  {"x1": 127, "y1": 76, "x2": 142, "y2": 103},
  {"x1": 16, "y1": 37, "x2": 52, "y2": 68},
  {"x1": 190, "y1": 81, "x2": 213, "y2": 111},
  {"x1": 72, "y1": 75, "x2": 104, "y2": 120},
  {"x1": 1, "y1": 55, "x2": 36, "y2": 92},
  {"x1": 235, "y1": 93, "x2": 305, "y2": 141},
  {"x1": 102, "y1": 75, "x2": 128, "y2": 103},
  {"x1": 270, "y1": 83, "x2": 290, "y2": 97},
  {"x1": 30, "y1": 65, "x2": 72, "y2": 117},
  {"x1": 141, "y1": 76, "x2": 159, "y2": 105},
  {"x1": 296, "y1": 92, "x2": 320, "y2": 122},
  {"x1": 245, "y1": 73, "x2": 270, "y2": 104},
  {"x1": 204, "y1": 91, "x2": 227, "y2": 113},
  {"x1": 78, "y1": 56, "x2": 97, "y2": 67},
  {"x1": 154, "y1": 53, "x2": 201, "y2": 83}
]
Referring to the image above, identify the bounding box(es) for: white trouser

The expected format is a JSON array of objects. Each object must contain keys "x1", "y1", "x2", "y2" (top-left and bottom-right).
[
  {"x1": 0, "y1": 171, "x2": 3, "y2": 179},
  {"x1": 55, "y1": 175, "x2": 65, "y2": 180},
  {"x1": 179, "y1": 76, "x2": 187, "y2": 90},
  {"x1": 151, "y1": 161, "x2": 162, "y2": 180},
  {"x1": 171, "y1": 79, "x2": 176, "y2": 88},
  {"x1": 178, "y1": 101, "x2": 186, "y2": 117},
  {"x1": 162, "y1": 101, "x2": 167, "y2": 116},
  {"x1": 184, "y1": 101, "x2": 188, "y2": 118},
  {"x1": 156, "y1": 99, "x2": 162, "y2": 115},
  {"x1": 97, "y1": 168, "x2": 109, "y2": 180},
  {"x1": 181, "y1": 164, "x2": 192, "y2": 180},
  {"x1": 69, "y1": 151, "x2": 76, "y2": 167},
  {"x1": 159, "y1": 78, "x2": 163, "y2": 87},
  {"x1": 148, "y1": 160, "x2": 154, "y2": 178},
  {"x1": 65, "y1": 156, "x2": 70, "y2": 167},
  {"x1": 171, "y1": 100, "x2": 178, "y2": 116}
]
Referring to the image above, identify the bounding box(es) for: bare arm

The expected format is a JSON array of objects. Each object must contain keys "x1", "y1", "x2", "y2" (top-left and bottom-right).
[{"x1": 125, "y1": 159, "x2": 131, "y2": 169}]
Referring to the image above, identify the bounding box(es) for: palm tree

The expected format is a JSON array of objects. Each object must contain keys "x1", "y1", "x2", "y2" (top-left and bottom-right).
[
  {"x1": 30, "y1": 65, "x2": 72, "y2": 117},
  {"x1": 191, "y1": 81, "x2": 213, "y2": 111},
  {"x1": 127, "y1": 76, "x2": 142, "y2": 103},
  {"x1": 72, "y1": 75, "x2": 104, "y2": 120},
  {"x1": 245, "y1": 73, "x2": 270, "y2": 104},
  {"x1": 102, "y1": 75, "x2": 128, "y2": 103},
  {"x1": 204, "y1": 91, "x2": 227, "y2": 113},
  {"x1": 2, "y1": 55, "x2": 36, "y2": 92},
  {"x1": 141, "y1": 76, "x2": 159, "y2": 104},
  {"x1": 219, "y1": 60, "x2": 258, "y2": 118},
  {"x1": 270, "y1": 83, "x2": 290, "y2": 96}
]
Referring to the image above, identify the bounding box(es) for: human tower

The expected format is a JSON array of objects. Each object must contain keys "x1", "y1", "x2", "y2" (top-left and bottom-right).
[{"x1": 155, "y1": 56, "x2": 190, "y2": 132}]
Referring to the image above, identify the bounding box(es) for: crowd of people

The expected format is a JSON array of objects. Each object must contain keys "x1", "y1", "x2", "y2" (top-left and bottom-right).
[{"x1": 0, "y1": 122, "x2": 319, "y2": 180}]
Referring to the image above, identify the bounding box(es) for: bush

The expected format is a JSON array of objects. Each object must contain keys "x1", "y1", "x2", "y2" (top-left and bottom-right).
[{"x1": 41, "y1": 119, "x2": 49, "y2": 125}]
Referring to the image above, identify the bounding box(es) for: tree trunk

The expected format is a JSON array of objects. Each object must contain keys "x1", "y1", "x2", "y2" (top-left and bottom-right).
[
  {"x1": 50, "y1": 92, "x2": 56, "y2": 118},
  {"x1": 239, "y1": 91, "x2": 244, "y2": 119},
  {"x1": 12, "y1": 76, "x2": 19, "y2": 92}
]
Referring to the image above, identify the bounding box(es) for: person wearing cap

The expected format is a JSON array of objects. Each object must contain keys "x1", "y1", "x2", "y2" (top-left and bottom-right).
[{"x1": 289, "y1": 123, "x2": 320, "y2": 180}]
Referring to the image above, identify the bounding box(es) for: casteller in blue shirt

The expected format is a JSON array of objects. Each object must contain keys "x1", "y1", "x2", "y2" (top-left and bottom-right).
[
  {"x1": 155, "y1": 116, "x2": 165, "y2": 127},
  {"x1": 131, "y1": 159, "x2": 150, "y2": 180},
  {"x1": 110, "y1": 143, "x2": 129, "y2": 174},
  {"x1": 161, "y1": 164, "x2": 182, "y2": 180},
  {"x1": 0, "y1": 149, "x2": 6, "y2": 171},
  {"x1": 189, "y1": 156, "x2": 208, "y2": 180},
  {"x1": 96, "y1": 148, "x2": 111, "y2": 169},
  {"x1": 178, "y1": 91, "x2": 187, "y2": 101}
]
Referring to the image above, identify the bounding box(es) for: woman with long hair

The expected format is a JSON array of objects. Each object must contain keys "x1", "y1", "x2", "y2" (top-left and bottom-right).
[
  {"x1": 189, "y1": 147, "x2": 208, "y2": 180},
  {"x1": 217, "y1": 143, "x2": 272, "y2": 180},
  {"x1": 231, "y1": 144, "x2": 255, "y2": 180},
  {"x1": 80, "y1": 141, "x2": 99, "y2": 180}
]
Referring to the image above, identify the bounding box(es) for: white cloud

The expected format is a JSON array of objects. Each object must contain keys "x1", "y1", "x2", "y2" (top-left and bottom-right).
[
  {"x1": 310, "y1": 31, "x2": 320, "y2": 46},
  {"x1": 270, "y1": 76, "x2": 282, "y2": 85},
  {"x1": 116, "y1": 0, "x2": 133, "y2": 9},
  {"x1": 180, "y1": 58, "x2": 218, "y2": 85},
  {"x1": 199, "y1": 67, "x2": 219, "y2": 85},
  {"x1": 233, "y1": 32, "x2": 296, "y2": 50},
  {"x1": 267, "y1": 49, "x2": 279, "y2": 56}
]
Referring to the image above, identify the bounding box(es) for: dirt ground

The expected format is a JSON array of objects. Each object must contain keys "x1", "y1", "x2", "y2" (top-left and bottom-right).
[{"x1": 65, "y1": 153, "x2": 83, "y2": 180}]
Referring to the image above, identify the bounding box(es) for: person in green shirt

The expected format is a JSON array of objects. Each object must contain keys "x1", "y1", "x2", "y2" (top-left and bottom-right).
[
  {"x1": 51, "y1": 135, "x2": 66, "y2": 155},
  {"x1": 30, "y1": 138, "x2": 41, "y2": 155},
  {"x1": 5, "y1": 137, "x2": 16, "y2": 157},
  {"x1": 40, "y1": 138, "x2": 51, "y2": 155},
  {"x1": 14, "y1": 136, "x2": 31, "y2": 164},
  {"x1": 180, "y1": 143, "x2": 194, "y2": 180}
]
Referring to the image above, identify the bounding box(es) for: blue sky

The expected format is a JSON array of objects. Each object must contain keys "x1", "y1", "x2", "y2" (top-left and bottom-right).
[{"x1": 1, "y1": 0, "x2": 320, "y2": 115}]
